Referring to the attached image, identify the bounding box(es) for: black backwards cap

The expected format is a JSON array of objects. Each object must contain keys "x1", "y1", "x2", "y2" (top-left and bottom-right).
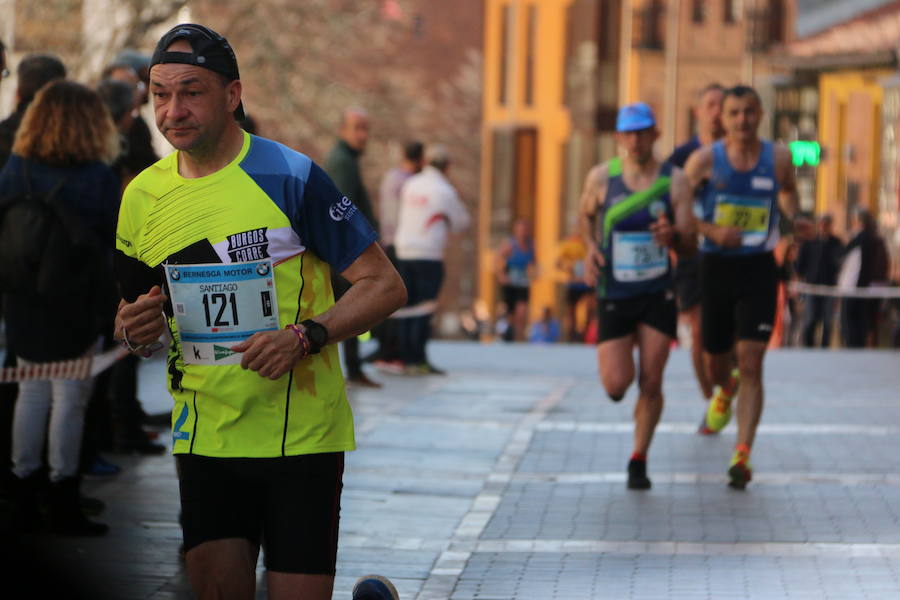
[{"x1": 150, "y1": 23, "x2": 245, "y2": 120}]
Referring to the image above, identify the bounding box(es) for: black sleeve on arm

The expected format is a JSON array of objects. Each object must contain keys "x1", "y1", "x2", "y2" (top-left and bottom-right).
[{"x1": 114, "y1": 251, "x2": 164, "y2": 303}]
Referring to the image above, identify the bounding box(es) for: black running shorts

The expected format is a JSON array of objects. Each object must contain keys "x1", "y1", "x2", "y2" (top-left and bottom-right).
[
  {"x1": 501, "y1": 284, "x2": 530, "y2": 313},
  {"x1": 674, "y1": 255, "x2": 701, "y2": 312},
  {"x1": 699, "y1": 251, "x2": 777, "y2": 354},
  {"x1": 177, "y1": 452, "x2": 344, "y2": 574},
  {"x1": 597, "y1": 289, "x2": 678, "y2": 343}
]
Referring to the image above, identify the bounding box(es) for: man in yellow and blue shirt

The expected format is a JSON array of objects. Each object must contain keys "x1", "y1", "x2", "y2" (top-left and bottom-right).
[{"x1": 114, "y1": 24, "x2": 406, "y2": 599}]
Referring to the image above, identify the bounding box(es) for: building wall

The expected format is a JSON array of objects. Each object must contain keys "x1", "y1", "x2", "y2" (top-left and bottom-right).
[
  {"x1": 782, "y1": 1, "x2": 900, "y2": 254},
  {"x1": 480, "y1": 0, "x2": 573, "y2": 328},
  {"x1": 816, "y1": 70, "x2": 889, "y2": 233},
  {"x1": 628, "y1": 0, "x2": 789, "y2": 155}
]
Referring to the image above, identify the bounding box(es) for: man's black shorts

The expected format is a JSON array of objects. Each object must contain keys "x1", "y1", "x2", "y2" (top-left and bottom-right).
[
  {"x1": 397, "y1": 259, "x2": 444, "y2": 306},
  {"x1": 597, "y1": 289, "x2": 677, "y2": 343},
  {"x1": 176, "y1": 452, "x2": 344, "y2": 574},
  {"x1": 674, "y1": 255, "x2": 701, "y2": 311},
  {"x1": 699, "y1": 251, "x2": 777, "y2": 354},
  {"x1": 501, "y1": 284, "x2": 530, "y2": 313}
]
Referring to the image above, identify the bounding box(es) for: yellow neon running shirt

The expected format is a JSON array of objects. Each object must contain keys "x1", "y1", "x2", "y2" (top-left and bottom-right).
[{"x1": 115, "y1": 131, "x2": 377, "y2": 457}]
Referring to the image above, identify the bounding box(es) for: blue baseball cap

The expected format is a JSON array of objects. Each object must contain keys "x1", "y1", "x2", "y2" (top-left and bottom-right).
[{"x1": 616, "y1": 102, "x2": 656, "y2": 132}]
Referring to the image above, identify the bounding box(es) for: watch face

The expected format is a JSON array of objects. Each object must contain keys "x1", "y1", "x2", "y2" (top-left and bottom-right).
[{"x1": 303, "y1": 321, "x2": 327, "y2": 348}]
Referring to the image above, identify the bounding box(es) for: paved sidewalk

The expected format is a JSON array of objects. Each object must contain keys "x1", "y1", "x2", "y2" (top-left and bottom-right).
[{"x1": 14, "y1": 342, "x2": 900, "y2": 599}]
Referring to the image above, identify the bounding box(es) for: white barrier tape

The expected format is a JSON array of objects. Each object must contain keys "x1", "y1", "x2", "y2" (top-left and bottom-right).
[
  {"x1": 789, "y1": 281, "x2": 900, "y2": 299},
  {"x1": 0, "y1": 347, "x2": 131, "y2": 383},
  {"x1": 389, "y1": 300, "x2": 439, "y2": 319}
]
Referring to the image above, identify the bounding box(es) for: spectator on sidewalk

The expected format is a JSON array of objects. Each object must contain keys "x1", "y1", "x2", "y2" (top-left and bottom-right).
[
  {"x1": 795, "y1": 213, "x2": 843, "y2": 347},
  {"x1": 101, "y1": 52, "x2": 158, "y2": 187},
  {"x1": 94, "y1": 77, "x2": 165, "y2": 456},
  {"x1": 556, "y1": 230, "x2": 594, "y2": 342},
  {"x1": 325, "y1": 107, "x2": 382, "y2": 387},
  {"x1": 0, "y1": 53, "x2": 67, "y2": 170},
  {"x1": 528, "y1": 307, "x2": 562, "y2": 344},
  {"x1": 840, "y1": 209, "x2": 890, "y2": 347},
  {"x1": 2, "y1": 80, "x2": 120, "y2": 536},
  {"x1": 0, "y1": 51, "x2": 67, "y2": 510},
  {"x1": 394, "y1": 143, "x2": 470, "y2": 374},
  {"x1": 370, "y1": 140, "x2": 425, "y2": 370}
]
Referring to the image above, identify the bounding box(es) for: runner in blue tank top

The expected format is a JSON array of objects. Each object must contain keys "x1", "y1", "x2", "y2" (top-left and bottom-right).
[
  {"x1": 496, "y1": 218, "x2": 536, "y2": 341},
  {"x1": 683, "y1": 85, "x2": 811, "y2": 490},
  {"x1": 579, "y1": 102, "x2": 696, "y2": 490}
]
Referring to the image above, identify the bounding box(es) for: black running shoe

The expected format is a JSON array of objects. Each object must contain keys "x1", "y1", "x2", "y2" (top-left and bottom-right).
[
  {"x1": 627, "y1": 459, "x2": 651, "y2": 490},
  {"x1": 352, "y1": 575, "x2": 399, "y2": 600}
]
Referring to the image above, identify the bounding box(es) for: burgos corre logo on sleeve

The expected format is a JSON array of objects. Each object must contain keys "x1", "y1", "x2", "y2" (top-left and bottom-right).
[{"x1": 329, "y1": 196, "x2": 357, "y2": 222}]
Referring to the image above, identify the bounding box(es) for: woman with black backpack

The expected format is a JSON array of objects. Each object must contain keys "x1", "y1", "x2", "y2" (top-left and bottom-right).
[{"x1": 0, "y1": 79, "x2": 120, "y2": 536}]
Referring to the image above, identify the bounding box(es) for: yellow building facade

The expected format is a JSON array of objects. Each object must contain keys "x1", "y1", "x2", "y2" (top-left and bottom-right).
[
  {"x1": 815, "y1": 70, "x2": 891, "y2": 233},
  {"x1": 479, "y1": 0, "x2": 573, "y2": 326}
]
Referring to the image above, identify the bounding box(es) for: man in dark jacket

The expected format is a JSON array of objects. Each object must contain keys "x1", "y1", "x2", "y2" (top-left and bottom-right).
[
  {"x1": 0, "y1": 53, "x2": 66, "y2": 169},
  {"x1": 324, "y1": 108, "x2": 381, "y2": 387},
  {"x1": 795, "y1": 214, "x2": 843, "y2": 347},
  {"x1": 841, "y1": 209, "x2": 890, "y2": 347}
]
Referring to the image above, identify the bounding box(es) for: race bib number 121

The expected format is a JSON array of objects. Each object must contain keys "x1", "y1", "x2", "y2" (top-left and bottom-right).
[{"x1": 165, "y1": 260, "x2": 280, "y2": 365}]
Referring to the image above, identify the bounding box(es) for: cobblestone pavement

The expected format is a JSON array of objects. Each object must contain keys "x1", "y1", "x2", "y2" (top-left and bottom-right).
[{"x1": 18, "y1": 342, "x2": 900, "y2": 599}]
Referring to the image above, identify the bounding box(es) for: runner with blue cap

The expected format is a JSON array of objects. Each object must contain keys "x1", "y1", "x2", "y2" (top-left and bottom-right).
[
  {"x1": 578, "y1": 102, "x2": 696, "y2": 490},
  {"x1": 616, "y1": 102, "x2": 657, "y2": 132}
]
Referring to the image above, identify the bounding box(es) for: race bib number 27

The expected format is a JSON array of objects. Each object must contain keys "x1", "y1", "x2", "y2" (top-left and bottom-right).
[
  {"x1": 713, "y1": 194, "x2": 771, "y2": 247},
  {"x1": 165, "y1": 260, "x2": 280, "y2": 365}
]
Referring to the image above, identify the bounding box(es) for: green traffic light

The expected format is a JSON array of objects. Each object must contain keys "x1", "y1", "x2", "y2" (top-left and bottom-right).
[{"x1": 789, "y1": 140, "x2": 821, "y2": 167}]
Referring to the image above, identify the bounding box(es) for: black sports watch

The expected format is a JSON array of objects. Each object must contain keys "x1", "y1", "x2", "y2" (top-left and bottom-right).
[{"x1": 300, "y1": 319, "x2": 328, "y2": 354}]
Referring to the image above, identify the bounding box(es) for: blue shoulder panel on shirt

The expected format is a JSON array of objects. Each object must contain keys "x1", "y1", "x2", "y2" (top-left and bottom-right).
[
  {"x1": 239, "y1": 134, "x2": 311, "y2": 228},
  {"x1": 239, "y1": 135, "x2": 377, "y2": 272}
]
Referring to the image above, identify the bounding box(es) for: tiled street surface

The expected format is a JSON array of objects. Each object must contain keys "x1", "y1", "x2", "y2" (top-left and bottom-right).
[{"x1": 13, "y1": 342, "x2": 900, "y2": 599}]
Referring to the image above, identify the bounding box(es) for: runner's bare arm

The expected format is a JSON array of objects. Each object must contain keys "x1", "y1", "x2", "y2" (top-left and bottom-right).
[
  {"x1": 578, "y1": 164, "x2": 608, "y2": 243},
  {"x1": 315, "y1": 242, "x2": 407, "y2": 341},
  {"x1": 684, "y1": 146, "x2": 741, "y2": 248},
  {"x1": 774, "y1": 144, "x2": 812, "y2": 237},
  {"x1": 652, "y1": 167, "x2": 696, "y2": 255},
  {"x1": 578, "y1": 164, "x2": 609, "y2": 285},
  {"x1": 233, "y1": 242, "x2": 406, "y2": 379},
  {"x1": 495, "y1": 239, "x2": 512, "y2": 284}
]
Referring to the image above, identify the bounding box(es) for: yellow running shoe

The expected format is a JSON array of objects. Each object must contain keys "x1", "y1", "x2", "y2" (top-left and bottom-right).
[
  {"x1": 728, "y1": 448, "x2": 753, "y2": 490},
  {"x1": 704, "y1": 368, "x2": 740, "y2": 432},
  {"x1": 705, "y1": 386, "x2": 734, "y2": 432}
]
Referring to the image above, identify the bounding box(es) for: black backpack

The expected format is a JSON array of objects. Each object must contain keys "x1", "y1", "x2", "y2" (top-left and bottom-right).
[{"x1": 0, "y1": 161, "x2": 103, "y2": 298}]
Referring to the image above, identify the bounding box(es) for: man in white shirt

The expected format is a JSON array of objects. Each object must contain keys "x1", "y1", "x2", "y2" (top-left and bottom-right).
[
  {"x1": 393, "y1": 144, "x2": 470, "y2": 374},
  {"x1": 378, "y1": 141, "x2": 425, "y2": 252},
  {"x1": 368, "y1": 142, "x2": 425, "y2": 370}
]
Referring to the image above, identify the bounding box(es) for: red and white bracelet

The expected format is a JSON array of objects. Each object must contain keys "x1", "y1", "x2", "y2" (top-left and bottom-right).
[{"x1": 285, "y1": 324, "x2": 311, "y2": 360}]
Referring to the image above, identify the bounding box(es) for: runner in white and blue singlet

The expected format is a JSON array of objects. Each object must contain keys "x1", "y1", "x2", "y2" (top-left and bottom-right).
[{"x1": 580, "y1": 103, "x2": 695, "y2": 490}]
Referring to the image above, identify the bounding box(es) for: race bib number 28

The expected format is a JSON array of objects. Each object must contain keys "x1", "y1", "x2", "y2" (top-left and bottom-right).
[
  {"x1": 165, "y1": 260, "x2": 280, "y2": 365},
  {"x1": 611, "y1": 231, "x2": 667, "y2": 282}
]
